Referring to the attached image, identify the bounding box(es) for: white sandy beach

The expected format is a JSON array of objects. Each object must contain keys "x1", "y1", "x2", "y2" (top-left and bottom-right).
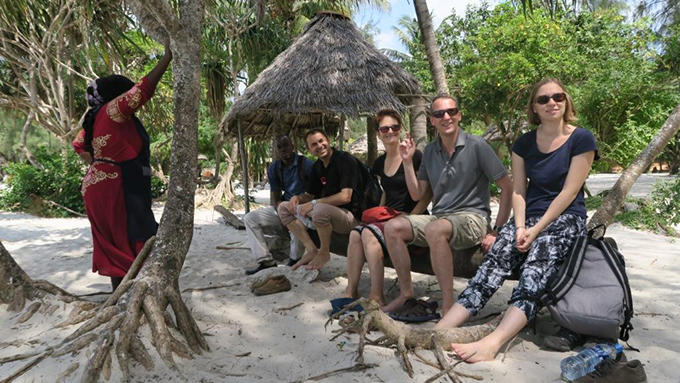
[{"x1": 1, "y1": 174, "x2": 679, "y2": 382}]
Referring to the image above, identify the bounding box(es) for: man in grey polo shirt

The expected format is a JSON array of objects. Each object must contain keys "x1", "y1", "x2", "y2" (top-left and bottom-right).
[{"x1": 383, "y1": 95, "x2": 513, "y2": 316}]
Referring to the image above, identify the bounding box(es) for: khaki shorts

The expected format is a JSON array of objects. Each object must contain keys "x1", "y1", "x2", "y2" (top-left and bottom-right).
[{"x1": 405, "y1": 212, "x2": 488, "y2": 249}]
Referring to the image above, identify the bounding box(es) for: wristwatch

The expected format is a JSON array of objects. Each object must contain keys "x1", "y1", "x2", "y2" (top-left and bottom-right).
[
  {"x1": 311, "y1": 199, "x2": 318, "y2": 207},
  {"x1": 492, "y1": 225, "x2": 500, "y2": 233}
]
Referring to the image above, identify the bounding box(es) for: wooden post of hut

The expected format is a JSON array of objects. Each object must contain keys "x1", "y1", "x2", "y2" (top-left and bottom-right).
[
  {"x1": 367, "y1": 116, "x2": 378, "y2": 167},
  {"x1": 237, "y1": 119, "x2": 250, "y2": 213},
  {"x1": 338, "y1": 115, "x2": 346, "y2": 151}
]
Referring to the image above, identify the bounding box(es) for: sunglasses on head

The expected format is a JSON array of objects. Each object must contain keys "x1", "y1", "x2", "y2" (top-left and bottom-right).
[
  {"x1": 535, "y1": 92, "x2": 566, "y2": 105},
  {"x1": 378, "y1": 124, "x2": 401, "y2": 133},
  {"x1": 431, "y1": 108, "x2": 459, "y2": 119}
]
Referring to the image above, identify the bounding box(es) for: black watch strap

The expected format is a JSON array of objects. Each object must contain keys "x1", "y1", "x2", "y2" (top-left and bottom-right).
[{"x1": 492, "y1": 225, "x2": 500, "y2": 232}]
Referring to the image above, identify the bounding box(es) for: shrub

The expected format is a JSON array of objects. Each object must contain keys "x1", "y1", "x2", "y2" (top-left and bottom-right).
[
  {"x1": 615, "y1": 178, "x2": 680, "y2": 236},
  {"x1": 0, "y1": 147, "x2": 86, "y2": 217}
]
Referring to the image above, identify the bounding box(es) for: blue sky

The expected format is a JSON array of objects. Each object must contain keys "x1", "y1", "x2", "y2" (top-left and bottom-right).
[{"x1": 353, "y1": 0, "x2": 497, "y2": 53}]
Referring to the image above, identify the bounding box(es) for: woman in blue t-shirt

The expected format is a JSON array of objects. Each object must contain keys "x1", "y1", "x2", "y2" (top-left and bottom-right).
[{"x1": 434, "y1": 79, "x2": 598, "y2": 363}]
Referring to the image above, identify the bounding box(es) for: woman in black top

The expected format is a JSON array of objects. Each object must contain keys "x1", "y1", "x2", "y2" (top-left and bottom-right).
[{"x1": 341, "y1": 110, "x2": 431, "y2": 306}]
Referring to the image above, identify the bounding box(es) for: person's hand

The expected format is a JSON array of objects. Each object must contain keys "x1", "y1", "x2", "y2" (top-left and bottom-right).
[
  {"x1": 398, "y1": 133, "x2": 416, "y2": 164},
  {"x1": 481, "y1": 232, "x2": 498, "y2": 253},
  {"x1": 288, "y1": 195, "x2": 300, "y2": 213},
  {"x1": 298, "y1": 202, "x2": 313, "y2": 218},
  {"x1": 516, "y1": 226, "x2": 539, "y2": 252},
  {"x1": 164, "y1": 40, "x2": 173, "y2": 60}
]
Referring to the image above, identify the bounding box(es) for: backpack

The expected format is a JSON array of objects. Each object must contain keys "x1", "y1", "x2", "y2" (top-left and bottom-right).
[
  {"x1": 275, "y1": 155, "x2": 309, "y2": 194},
  {"x1": 355, "y1": 157, "x2": 382, "y2": 211},
  {"x1": 540, "y1": 226, "x2": 634, "y2": 342}
]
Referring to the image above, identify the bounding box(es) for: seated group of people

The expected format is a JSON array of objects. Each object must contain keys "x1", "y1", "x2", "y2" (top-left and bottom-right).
[{"x1": 243, "y1": 78, "x2": 598, "y2": 362}]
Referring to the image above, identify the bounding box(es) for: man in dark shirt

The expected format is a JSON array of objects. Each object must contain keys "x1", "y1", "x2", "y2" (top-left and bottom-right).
[
  {"x1": 277, "y1": 128, "x2": 362, "y2": 271},
  {"x1": 243, "y1": 135, "x2": 313, "y2": 275}
]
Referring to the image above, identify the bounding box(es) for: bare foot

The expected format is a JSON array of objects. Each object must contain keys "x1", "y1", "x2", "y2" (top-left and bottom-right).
[
  {"x1": 368, "y1": 294, "x2": 386, "y2": 307},
  {"x1": 343, "y1": 287, "x2": 359, "y2": 299},
  {"x1": 305, "y1": 250, "x2": 330, "y2": 270},
  {"x1": 292, "y1": 248, "x2": 318, "y2": 270},
  {"x1": 450, "y1": 338, "x2": 500, "y2": 363},
  {"x1": 381, "y1": 293, "x2": 414, "y2": 313}
]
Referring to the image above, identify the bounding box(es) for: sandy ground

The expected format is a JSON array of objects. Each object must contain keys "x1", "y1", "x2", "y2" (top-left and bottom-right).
[{"x1": 0, "y1": 174, "x2": 679, "y2": 382}]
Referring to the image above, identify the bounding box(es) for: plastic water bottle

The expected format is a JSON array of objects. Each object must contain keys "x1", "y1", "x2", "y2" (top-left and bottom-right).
[{"x1": 560, "y1": 343, "x2": 623, "y2": 381}]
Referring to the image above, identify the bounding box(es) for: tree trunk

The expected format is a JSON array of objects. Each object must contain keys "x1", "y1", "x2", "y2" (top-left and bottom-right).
[
  {"x1": 367, "y1": 117, "x2": 378, "y2": 166},
  {"x1": 0, "y1": 2, "x2": 211, "y2": 382},
  {"x1": 19, "y1": 111, "x2": 44, "y2": 170},
  {"x1": 413, "y1": 0, "x2": 449, "y2": 95},
  {"x1": 589, "y1": 103, "x2": 680, "y2": 234},
  {"x1": 410, "y1": 96, "x2": 428, "y2": 151}
]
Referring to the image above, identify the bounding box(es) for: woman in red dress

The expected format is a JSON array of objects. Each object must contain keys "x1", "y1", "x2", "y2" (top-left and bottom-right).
[{"x1": 72, "y1": 45, "x2": 172, "y2": 291}]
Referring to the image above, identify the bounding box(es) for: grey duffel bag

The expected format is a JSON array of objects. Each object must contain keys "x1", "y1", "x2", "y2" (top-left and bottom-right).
[{"x1": 540, "y1": 228, "x2": 634, "y2": 341}]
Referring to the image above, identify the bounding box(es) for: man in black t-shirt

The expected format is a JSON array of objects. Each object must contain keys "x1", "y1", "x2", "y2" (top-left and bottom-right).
[{"x1": 277, "y1": 128, "x2": 362, "y2": 271}]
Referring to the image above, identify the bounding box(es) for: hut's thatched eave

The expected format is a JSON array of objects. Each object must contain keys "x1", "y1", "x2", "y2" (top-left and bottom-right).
[{"x1": 224, "y1": 11, "x2": 421, "y2": 137}]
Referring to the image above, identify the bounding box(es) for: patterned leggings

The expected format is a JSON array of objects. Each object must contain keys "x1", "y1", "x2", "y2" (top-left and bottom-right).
[{"x1": 457, "y1": 214, "x2": 586, "y2": 321}]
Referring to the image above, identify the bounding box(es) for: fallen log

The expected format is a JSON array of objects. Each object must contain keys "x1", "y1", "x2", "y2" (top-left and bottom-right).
[{"x1": 214, "y1": 205, "x2": 245, "y2": 230}]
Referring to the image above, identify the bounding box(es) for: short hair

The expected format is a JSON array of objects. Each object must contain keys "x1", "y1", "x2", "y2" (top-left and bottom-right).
[
  {"x1": 429, "y1": 94, "x2": 459, "y2": 114},
  {"x1": 304, "y1": 128, "x2": 329, "y2": 147},
  {"x1": 274, "y1": 134, "x2": 292, "y2": 144},
  {"x1": 374, "y1": 109, "x2": 403, "y2": 128},
  {"x1": 527, "y1": 78, "x2": 577, "y2": 125}
]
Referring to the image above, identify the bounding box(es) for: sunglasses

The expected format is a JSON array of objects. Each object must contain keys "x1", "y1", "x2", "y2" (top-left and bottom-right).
[
  {"x1": 431, "y1": 108, "x2": 459, "y2": 119},
  {"x1": 378, "y1": 124, "x2": 401, "y2": 133},
  {"x1": 535, "y1": 92, "x2": 567, "y2": 105}
]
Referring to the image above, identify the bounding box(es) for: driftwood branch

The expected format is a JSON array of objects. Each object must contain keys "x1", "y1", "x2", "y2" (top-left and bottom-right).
[{"x1": 214, "y1": 205, "x2": 245, "y2": 229}]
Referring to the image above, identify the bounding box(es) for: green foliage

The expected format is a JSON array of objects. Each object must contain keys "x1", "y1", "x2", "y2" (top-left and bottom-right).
[
  {"x1": 0, "y1": 147, "x2": 86, "y2": 217},
  {"x1": 431, "y1": 4, "x2": 680, "y2": 168},
  {"x1": 615, "y1": 178, "x2": 680, "y2": 236}
]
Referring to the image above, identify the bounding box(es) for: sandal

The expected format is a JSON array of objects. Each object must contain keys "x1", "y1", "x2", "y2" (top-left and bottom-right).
[
  {"x1": 390, "y1": 298, "x2": 440, "y2": 323},
  {"x1": 329, "y1": 297, "x2": 363, "y2": 317}
]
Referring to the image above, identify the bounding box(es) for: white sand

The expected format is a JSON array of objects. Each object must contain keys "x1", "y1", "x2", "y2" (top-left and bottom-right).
[{"x1": 1, "y1": 174, "x2": 679, "y2": 382}]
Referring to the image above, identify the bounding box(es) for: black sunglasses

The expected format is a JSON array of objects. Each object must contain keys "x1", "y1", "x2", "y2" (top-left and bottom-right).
[
  {"x1": 535, "y1": 92, "x2": 567, "y2": 105},
  {"x1": 431, "y1": 108, "x2": 459, "y2": 119},
  {"x1": 378, "y1": 124, "x2": 400, "y2": 133}
]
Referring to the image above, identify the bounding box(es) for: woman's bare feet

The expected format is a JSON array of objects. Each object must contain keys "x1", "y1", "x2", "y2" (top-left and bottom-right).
[
  {"x1": 342, "y1": 286, "x2": 359, "y2": 299},
  {"x1": 368, "y1": 294, "x2": 386, "y2": 307},
  {"x1": 450, "y1": 338, "x2": 501, "y2": 363},
  {"x1": 381, "y1": 293, "x2": 414, "y2": 313},
  {"x1": 291, "y1": 248, "x2": 318, "y2": 270},
  {"x1": 305, "y1": 250, "x2": 330, "y2": 270}
]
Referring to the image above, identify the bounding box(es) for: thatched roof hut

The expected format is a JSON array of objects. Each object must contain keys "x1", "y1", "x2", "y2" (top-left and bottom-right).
[{"x1": 224, "y1": 11, "x2": 421, "y2": 139}]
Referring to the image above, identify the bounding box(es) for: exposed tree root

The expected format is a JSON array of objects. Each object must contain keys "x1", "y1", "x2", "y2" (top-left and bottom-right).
[
  {"x1": 0, "y1": 351, "x2": 41, "y2": 365},
  {"x1": 15, "y1": 301, "x2": 41, "y2": 323},
  {"x1": 1, "y1": 236, "x2": 209, "y2": 383},
  {"x1": 326, "y1": 298, "x2": 503, "y2": 377},
  {"x1": 293, "y1": 363, "x2": 379, "y2": 383},
  {"x1": 55, "y1": 362, "x2": 79, "y2": 383},
  {"x1": 1, "y1": 241, "x2": 82, "y2": 314},
  {"x1": 0, "y1": 349, "x2": 53, "y2": 383},
  {"x1": 55, "y1": 302, "x2": 98, "y2": 328}
]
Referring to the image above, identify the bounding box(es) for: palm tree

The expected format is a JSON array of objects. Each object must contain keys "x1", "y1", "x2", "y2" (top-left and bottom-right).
[{"x1": 413, "y1": 0, "x2": 449, "y2": 95}]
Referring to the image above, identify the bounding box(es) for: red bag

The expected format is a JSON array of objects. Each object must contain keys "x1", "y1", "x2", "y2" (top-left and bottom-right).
[{"x1": 361, "y1": 206, "x2": 400, "y2": 224}]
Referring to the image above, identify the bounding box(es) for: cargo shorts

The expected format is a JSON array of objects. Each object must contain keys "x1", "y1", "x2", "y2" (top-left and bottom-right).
[{"x1": 405, "y1": 211, "x2": 488, "y2": 250}]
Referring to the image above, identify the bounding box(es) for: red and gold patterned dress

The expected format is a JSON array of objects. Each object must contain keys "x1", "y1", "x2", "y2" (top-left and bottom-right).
[{"x1": 72, "y1": 77, "x2": 156, "y2": 277}]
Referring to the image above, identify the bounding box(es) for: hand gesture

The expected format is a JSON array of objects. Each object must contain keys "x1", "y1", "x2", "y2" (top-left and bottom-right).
[
  {"x1": 398, "y1": 133, "x2": 416, "y2": 164},
  {"x1": 163, "y1": 40, "x2": 173, "y2": 60}
]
